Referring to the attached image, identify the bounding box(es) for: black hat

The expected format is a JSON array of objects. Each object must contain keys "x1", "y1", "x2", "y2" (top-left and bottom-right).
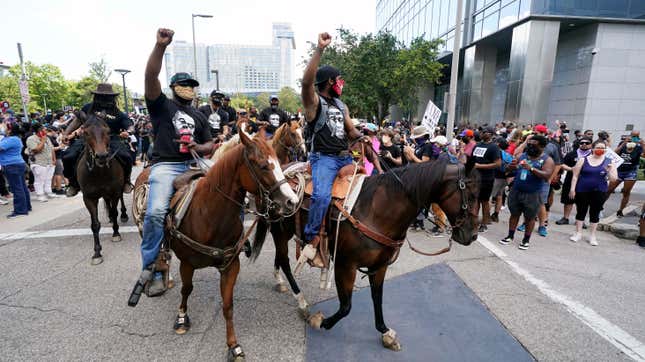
[
  {"x1": 170, "y1": 72, "x2": 199, "y2": 87},
  {"x1": 91, "y1": 83, "x2": 120, "y2": 96},
  {"x1": 210, "y1": 90, "x2": 225, "y2": 98},
  {"x1": 315, "y1": 65, "x2": 341, "y2": 85}
]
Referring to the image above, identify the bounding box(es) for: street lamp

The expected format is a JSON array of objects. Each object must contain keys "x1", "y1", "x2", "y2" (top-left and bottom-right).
[
  {"x1": 114, "y1": 69, "x2": 131, "y2": 113},
  {"x1": 192, "y1": 14, "x2": 213, "y2": 85},
  {"x1": 211, "y1": 69, "x2": 219, "y2": 91}
]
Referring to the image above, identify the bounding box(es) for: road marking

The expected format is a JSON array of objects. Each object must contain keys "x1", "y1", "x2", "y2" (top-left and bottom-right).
[{"x1": 478, "y1": 236, "x2": 645, "y2": 362}]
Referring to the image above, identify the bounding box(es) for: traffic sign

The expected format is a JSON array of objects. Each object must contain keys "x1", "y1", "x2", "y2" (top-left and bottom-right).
[{"x1": 19, "y1": 80, "x2": 30, "y2": 104}]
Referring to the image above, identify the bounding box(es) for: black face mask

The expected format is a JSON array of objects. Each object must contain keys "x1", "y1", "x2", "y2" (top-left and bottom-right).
[
  {"x1": 271, "y1": 104, "x2": 278, "y2": 111},
  {"x1": 172, "y1": 90, "x2": 192, "y2": 106},
  {"x1": 526, "y1": 144, "x2": 541, "y2": 157}
]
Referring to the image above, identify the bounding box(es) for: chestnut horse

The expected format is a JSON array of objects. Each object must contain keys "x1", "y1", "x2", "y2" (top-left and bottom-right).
[
  {"x1": 168, "y1": 129, "x2": 298, "y2": 361},
  {"x1": 76, "y1": 113, "x2": 126, "y2": 265},
  {"x1": 251, "y1": 158, "x2": 480, "y2": 350},
  {"x1": 270, "y1": 121, "x2": 306, "y2": 165}
]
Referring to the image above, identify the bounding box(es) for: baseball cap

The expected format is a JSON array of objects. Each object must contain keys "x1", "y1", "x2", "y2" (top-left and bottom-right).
[
  {"x1": 315, "y1": 65, "x2": 341, "y2": 85},
  {"x1": 170, "y1": 72, "x2": 199, "y2": 87},
  {"x1": 210, "y1": 90, "x2": 225, "y2": 98},
  {"x1": 430, "y1": 135, "x2": 448, "y2": 146},
  {"x1": 270, "y1": 95, "x2": 279, "y2": 101},
  {"x1": 534, "y1": 124, "x2": 548, "y2": 134},
  {"x1": 459, "y1": 129, "x2": 474, "y2": 138}
]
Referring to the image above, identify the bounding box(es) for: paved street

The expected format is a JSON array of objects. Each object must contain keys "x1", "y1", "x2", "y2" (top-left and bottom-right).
[{"x1": 1, "y1": 173, "x2": 644, "y2": 361}]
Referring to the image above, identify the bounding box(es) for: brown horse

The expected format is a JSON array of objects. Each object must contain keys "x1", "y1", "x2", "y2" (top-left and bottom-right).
[
  {"x1": 251, "y1": 158, "x2": 480, "y2": 350},
  {"x1": 76, "y1": 112, "x2": 126, "y2": 265},
  {"x1": 270, "y1": 121, "x2": 306, "y2": 165},
  {"x1": 167, "y1": 129, "x2": 299, "y2": 361}
]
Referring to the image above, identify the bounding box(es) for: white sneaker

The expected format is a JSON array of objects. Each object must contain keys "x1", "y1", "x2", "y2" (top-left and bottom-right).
[
  {"x1": 37, "y1": 195, "x2": 48, "y2": 202},
  {"x1": 589, "y1": 236, "x2": 598, "y2": 246},
  {"x1": 570, "y1": 232, "x2": 582, "y2": 242},
  {"x1": 46, "y1": 193, "x2": 59, "y2": 198},
  {"x1": 0, "y1": 197, "x2": 8, "y2": 205}
]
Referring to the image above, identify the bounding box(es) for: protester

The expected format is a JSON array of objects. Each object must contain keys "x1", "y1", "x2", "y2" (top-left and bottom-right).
[
  {"x1": 378, "y1": 128, "x2": 402, "y2": 170},
  {"x1": 259, "y1": 95, "x2": 290, "y2": 137},
  {"x1": 47, "y1": 126, "x2": 66, "y2": 195},
  {"x1": 26, "y1": 123, "x2": 56, "y2": 202},
  {"x1": 500, "y1": 135, "x2": 554, "y2": 250},
  {"x1": 0, "y1": 121, "x2": 32, "y2": 218},
  {"x1": 472, "y1": 126, "x2": 501, "y2": 233},
  {"x1": 198, "y1": 90, "x2": 229, "y2": 139},
  {"x1": 362, "y1": 123, "x2": 382, "y2": 175},
  {"x1": 556, "y1": 136, "x2": 592, "y2": 225},
  {"x1": 491, "y1": 137, "x2": 513, "y2": 223},
  {"x1": 569, "y1": 141, "x2": 618, "y2": 246},
  {"x1": 607, "y1": 130, "x2": 643, "y2": 217},
  {"x1": 638, "y1": 203, "x2": 645, "y2": 248}
]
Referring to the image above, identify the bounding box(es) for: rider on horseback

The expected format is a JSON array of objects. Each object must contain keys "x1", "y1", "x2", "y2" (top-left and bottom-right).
[
  {"x1": 299, "y1": 32, "x2": 367, "y2": 268},
  {"x1": 135, "y1": 28, "x2": 214, "y2": 297},
  {"x1": 62, "y1": 83, "x2": 134, "y2": 197}
]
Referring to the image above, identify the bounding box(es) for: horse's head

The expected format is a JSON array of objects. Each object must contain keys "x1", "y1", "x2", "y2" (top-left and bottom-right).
[
  {"x1": 238, "y1": 127, "x2": 300, "y2": 216},
  {"x1": 436, "y1": 163, "x2": 480, "y2": 246},
  {"x1": 82, "y1": 111, "x2": 111, "y2": 168},
  {"x1": 274, "y1": 121, "x2": 306, "y2": 163}
]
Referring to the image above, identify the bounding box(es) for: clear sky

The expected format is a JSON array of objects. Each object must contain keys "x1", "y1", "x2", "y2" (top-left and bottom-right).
[{"x1": 0, "y1": 0, "x2": 376, "y2": 94}]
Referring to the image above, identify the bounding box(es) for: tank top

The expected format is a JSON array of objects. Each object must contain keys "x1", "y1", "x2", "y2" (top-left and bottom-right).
[
  {"x1": 576, "y1": 156, "x2": 611, "y2": 193},
  {"x1": 513, "y1": 153, "x2": 549, "y2": 193}
]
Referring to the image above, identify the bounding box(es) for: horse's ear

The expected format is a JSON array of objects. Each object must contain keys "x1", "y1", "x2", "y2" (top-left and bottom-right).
[
  {"x1": 238, "y1": 123, "x2": 252, "y2": 146},
  {"x1": 255, "y1": 127, "x2": 267, "y2": 140}
]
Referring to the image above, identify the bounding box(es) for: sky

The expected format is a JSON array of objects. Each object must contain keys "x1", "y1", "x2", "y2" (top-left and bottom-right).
[{"x1": 0, "y1": 0, "x2": 376, "y2": 95}]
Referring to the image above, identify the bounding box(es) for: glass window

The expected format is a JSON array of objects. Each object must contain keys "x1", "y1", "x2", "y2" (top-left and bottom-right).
[
  {"x1": 499, "y1": 1, "x2": 519, "y2": 28},
  {"x1": 482, "y1": 12, "x2": 499, "y2": 37},
  {"x1": 449, "y1": 0, "x2": 457, "y2": 29},
  {"x1": 599, "y1": 0, "x2": 628, "y2": 17},
  {"x1": 501, "y1": 0, "x2": 516, "y2": 6},
  {"x1": 484, "y1": 1, "x2": 500, "y2": 17},
  {"x1": 438, "y1": 2, "x2": 446, "y2": 35},
  {"x1": 519, "y1": 0, "x2": 530, "y2": 18},
  {"x1": 476, "y1": 0, "x2": 486, "y2": 11},
  {"x1": 425, "y1": 3, "x2": 433, "y2": 38},
  {"x1": 630, "y1": 0, "x2": 645, "y2": 18},
  {"x1": 433, "y1": 0, "x2": 441, "y2": 37},
  {"x1": 473, "y1": 20, "x2": 483, "y2": 41}
]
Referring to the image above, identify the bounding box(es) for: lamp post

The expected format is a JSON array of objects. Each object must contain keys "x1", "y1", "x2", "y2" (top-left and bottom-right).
[
  {"x1": 446, "y1": 0, "x2": 464, "y2": 142},
  {"x1": 114, "y1": 69, "x2": 131, "y2": 113},
  {"x1": 192, "y1": 14, "x2": 213, "y2": 85},
  {"x1": 212, "y1": 70, "x2": 219, "y2": 91}
]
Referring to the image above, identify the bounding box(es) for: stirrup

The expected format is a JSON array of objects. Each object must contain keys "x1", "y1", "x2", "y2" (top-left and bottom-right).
[
  {"x1": 294, "y1": 244, "x2": 317, "y2": 274},
  {"x1": 123, "y1": 183, "x2": 134, "y2": 194}
]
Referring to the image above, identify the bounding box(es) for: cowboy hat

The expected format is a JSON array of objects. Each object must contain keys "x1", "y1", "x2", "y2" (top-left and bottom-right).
[
  {"x1": 410, "y1": 125, "x2": 430, "y2": 139},
  {"x1": 91, "y1": 83, "x2": 120, "y2": 96}
]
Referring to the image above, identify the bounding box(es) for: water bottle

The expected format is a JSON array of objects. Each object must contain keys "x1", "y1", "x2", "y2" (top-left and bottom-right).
[{"x1": 179, "y1": 128, "x2": 193, "y2": 153}]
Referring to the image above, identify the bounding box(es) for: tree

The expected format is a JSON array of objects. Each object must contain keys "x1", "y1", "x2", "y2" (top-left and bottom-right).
[
  {"x1": 277, "y1": 87, "x2": 302, "y2": 113},
  {"x1": 67, "y1": 77, "x2": 100, "y2": 108},
  {"x1": 2, "y1": 63, "x2": 71, "y2": 113},
  {"x1": 89, "y1": 58, "x2": 111, "y2": 83},
  {"x1": 254, "y1": 92, "x2": 271, "y2": 111},
  {"x1": 229, "y1": 93, "x2": 254, "y2": 111}
]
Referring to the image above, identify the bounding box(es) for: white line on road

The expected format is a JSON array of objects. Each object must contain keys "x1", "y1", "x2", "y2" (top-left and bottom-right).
[{"x1": 478, "y1": 236, "x2": 645, "y2": 362}]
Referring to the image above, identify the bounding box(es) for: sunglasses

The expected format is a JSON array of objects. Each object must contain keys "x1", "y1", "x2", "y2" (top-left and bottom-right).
[{"x1": 579, "y1": 142, "x2": 591, "y2": 145}]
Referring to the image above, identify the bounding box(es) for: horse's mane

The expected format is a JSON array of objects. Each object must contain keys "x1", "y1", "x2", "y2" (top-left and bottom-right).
[
  {"x1": 211, "y1": 134, "x2": 240, "y2": 162},
  {"x1": 359, "y1": 158, "x2": 450, "y2": 208},
  {"x1": 272, "y1": 123, "x2": 289, "y2": 145}
]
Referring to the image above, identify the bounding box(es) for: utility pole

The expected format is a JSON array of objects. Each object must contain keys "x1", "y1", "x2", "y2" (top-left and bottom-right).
[
  {"x1": 446, "y1": 0, "x2": 464, "y2": 142},
  {"x1": 17, "y1": 43, "x2": 29, "y2": 123}
]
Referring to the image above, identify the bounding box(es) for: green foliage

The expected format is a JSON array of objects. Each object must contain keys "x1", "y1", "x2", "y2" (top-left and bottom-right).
[
  {"x1": 89, "y1": 58, "x2": 112, "y2": 83},
  {"x1": 277, "y1": 87, "x2": 302, "y2": 113},
  {"x1": 255, "y1": 92, "x2": 271, "y2": 111},
  {"x1": 229, "y1": 93, "x2": 254, "y2": 111},
  {"x1": 66, "y1": 76, "x2": 100, "y2": 108}
]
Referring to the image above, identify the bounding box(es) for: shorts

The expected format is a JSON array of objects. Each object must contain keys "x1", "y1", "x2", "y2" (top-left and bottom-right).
[
  {"x1": 560, "y1": 181, "x2": 574, "y2": 205},
  {"x1": 618, "y1": 170, "x2": 638, "y2": 181},
  {"x1": 54, "y1": 159, "x2": 63, "y2": 176},
  {"x1": 508, "y1": 188, "x2": 541, "y2": 219},
  {"x1": 492, "y1": 178, "x2": 508, "y2": 198},
  {"x1": 478, "y1": 179, "x2": 494, "y2": 201},
  {"x1": 540, "y1": 182, "x2": 550, "y2": 204}
]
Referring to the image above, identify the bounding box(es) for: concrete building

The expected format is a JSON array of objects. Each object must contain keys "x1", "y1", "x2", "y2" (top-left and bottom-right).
[
  {"x1": 376, "y1": 0, "x2": 645, "y2": 137},
  {"x1": 164, "y1": 23, "x2": 295, "y2": 96}
]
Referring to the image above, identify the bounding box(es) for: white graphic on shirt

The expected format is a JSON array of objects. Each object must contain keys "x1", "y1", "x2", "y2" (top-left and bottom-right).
[
  {"x1": 208, "y1": 112, "x2": 221, "y2": 130},
  {"x1": 472, "y1": 146, "x2": 487, "y2": 158},
  {"x1": 269, "y1": 114, "x2": 281, "y2": 127},
  {"x1": 172, "y1": 110, "x2": 196, "y2": 135},
  {"x1": 326, "y1": 107, "x2": 345, "y2": 139}
]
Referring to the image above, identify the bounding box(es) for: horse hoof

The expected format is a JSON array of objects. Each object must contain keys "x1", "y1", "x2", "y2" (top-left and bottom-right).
[
  {"x1": 382, "y1": 329, "x2": 402, "y2": 351},
  {"x1": 112, "y1": 235, "x2": 122, "y2": 242},
  {"x1": 91, "y1": 257, "x2": 103, "y2": 266},
  {"x1": 173, "y1": 313, "x2": 191, "y2": 335},
  {"x1": 227, "y1": 344, "x2": 245, "y2": 362},
  {"x1": 298, "y1": 306, "x2": 310, "y2": 320},
  {"x1": 308, "y1": 311, "x2": 324, "y2": 329},
  {"x1": 120, "y1": 216, "x2": 129, "y2": 223},
  {"x1": 167, "y1": 279, "x2": 175, "y2": 289},
  {"x1": 274, "y1": 284, "x2": 288, "y2": 293}
]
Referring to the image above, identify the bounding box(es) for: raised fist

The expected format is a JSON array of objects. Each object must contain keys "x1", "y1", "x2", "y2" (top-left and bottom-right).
[
  {"x1": 156, "y1": 28, "x2": 174, "y2": 47},
  {"x1": 318, "y1": 32, "x2": 332, "y2": 49}
]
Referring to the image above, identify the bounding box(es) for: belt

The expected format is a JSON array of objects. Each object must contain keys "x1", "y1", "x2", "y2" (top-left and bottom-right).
[{"x1": 322, "y1": 150, "x2": 351, "y2": 157}]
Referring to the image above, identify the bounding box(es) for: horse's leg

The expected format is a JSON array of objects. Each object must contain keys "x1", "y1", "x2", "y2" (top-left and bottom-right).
[
  {"x1": 273, "y1": 228, "x2": 309, "y2": 319},
  {"x1": 369, "y1": 266, "x2": 401, "y2": 351},
  {"x1": 309, "y1": 259, "x2": 356, "y2": 330},
  {"x1": 174, "y1": 261, "x2": 194, "y2": 335},
  {"x1": 108, "y1": 198, "x2": 121, "y2": 242},
  {"x1": 83, "y1": 196, "x2": 103, "y2": 265},
  {"x1": 120, "y1": 195, "x2": 129, "y2": 223},
  {"x1": 221, "y1": 257, "x2": 245, "y2": 361}
]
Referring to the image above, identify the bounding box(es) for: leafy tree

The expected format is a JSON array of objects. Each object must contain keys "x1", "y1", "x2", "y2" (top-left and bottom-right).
[
  {"x1": 2, "y1": 63, "x2": 70, "y2": 113},
  {"x1": 89, "y1": 58, "x2": 111, "y2": 83},
  {"x1": 66, "y1": 77, "x2": 100, "y2": 108},
  {"x1": 277, "y1": 86, "x2": 302, "y2": 113},
  {"x1": 254, "y1": 92, "x2": 271, "y2": 111},
  {"x1": 229, "y1": 93, "x2": 254, "y2": 111}
]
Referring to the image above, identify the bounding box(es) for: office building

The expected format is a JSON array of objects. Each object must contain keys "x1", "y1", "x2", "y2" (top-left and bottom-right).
[
  {"x1": 377, "y1": 0, "x2": 645, "y2": 137},
  {"x1": 164, "y1": 23, "x2": 296, "y2": 96}
]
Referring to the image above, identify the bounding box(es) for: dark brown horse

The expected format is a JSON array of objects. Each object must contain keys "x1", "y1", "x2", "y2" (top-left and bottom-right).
[
  {"x1": 76, "y1": 113, "x2": 126, "y2": 265},
  {"x1": 251, "y1": 158, "x2": 480, "y2": 350},
  {"x1": 169, "y1": 129, "x2": 299, "y2": 361}
]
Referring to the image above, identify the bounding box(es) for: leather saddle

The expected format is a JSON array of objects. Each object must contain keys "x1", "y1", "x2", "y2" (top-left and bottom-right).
[{"x1": 302, "y1": 164, "x2": 367, "y2": 201}]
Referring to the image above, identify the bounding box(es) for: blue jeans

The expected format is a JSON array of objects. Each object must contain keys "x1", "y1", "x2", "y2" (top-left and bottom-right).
[
  {"x1": 304, "y1": 152, "x2": 353, "y2": 241},
  {"x1": 141, "y1": 161, "x2": 192, "y2": 269},
  {"x1": 3, "y1": 163, "x2": 31, "y2": 215}
]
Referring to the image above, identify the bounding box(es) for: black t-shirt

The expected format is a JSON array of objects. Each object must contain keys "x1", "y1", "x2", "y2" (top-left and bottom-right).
[
  {"x1": 311, "y1": 100, "x2": 348, "y2": 154},
  {"x1": 562, "y1": 150, "x2": 580, "y2": 186},
  {"x1": 81, "y1": 103, "x2": 132, "y2": 137},
  {"x1": 380, "y1": 144, "x2": 401, "y2": 170},
  {"x1": 198, "y1": 105, "x2": 229, "y2": 137},
  {"x1": 221, "y1": 105, "x2": 237, "y2": 125},
  {"x1": 49, "y1": 135, "x2": 62, "y2": 159},
  {"x1": 146, "y1": 94, "x2": 212, "y2": 162},
  {"x1": 259, "y1": 107, "x2": 289, "y2": 134},
  {"x1": 472, "y1": 142, "x2": 501, "y2": 181},
  {"x1": 414, "y1": 141, "x2": 433, "y2": 161},
  {"x1": 617, "y1": 144, "x2": 642, "y2": 172}
]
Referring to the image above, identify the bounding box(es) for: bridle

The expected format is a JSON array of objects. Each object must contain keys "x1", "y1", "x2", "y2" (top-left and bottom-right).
[
  {"x1": 242, "y1": 149, "x2": 291, "y2": 217},
  {"x1": 436, "y1": 163, "x2": 471, "y2": 228},
  {"x1": 84, "y1": 124, "x2": 118, "y2": 172},
  {"x1": 276, "y1": 126, "x2": 305, "y2": 162}
]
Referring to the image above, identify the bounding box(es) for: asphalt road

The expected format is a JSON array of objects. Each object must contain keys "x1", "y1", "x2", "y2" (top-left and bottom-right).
[{"x1": 0, "y1": 177, "x2": 644, "y2": 361}]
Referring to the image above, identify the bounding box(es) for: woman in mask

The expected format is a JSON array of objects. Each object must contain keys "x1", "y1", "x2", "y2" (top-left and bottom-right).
[
  {"x1": 0, "y1": 121, "x2": 31, "y2": 218},
  {"x1": 403, "y1": 125, "x2": 433, "y2": 231},
  {"x1": 569, "y1": 141, "x2": 618, "y2": 246},
  {"x1": 556, "y1": 136, "x2": 592, "y2": 225},
  {"x1": 607, "y1": 131, "x2": 644, "y2": 217},
  {"x1": 26, "y1": 123, "x2": 56, "y2": 202}
]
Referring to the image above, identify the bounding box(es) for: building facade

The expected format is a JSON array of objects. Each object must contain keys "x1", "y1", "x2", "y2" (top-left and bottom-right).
[
  {"x1": 164, "y1": 23, "x2": 295, "y2": 96},
  {"x1": 377, "y1": 0, "x2": 645, "y2": 138}
]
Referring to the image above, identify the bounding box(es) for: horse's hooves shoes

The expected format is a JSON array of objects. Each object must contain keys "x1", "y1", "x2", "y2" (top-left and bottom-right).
[
  {"x1": 66, "y1": 187, "x2": 79, "y2": 197},
  {"x1": 308, "y1": 311, "x2": 324, "y2": 329},
  {"x1": 173, "y1": 314, "x2": 191, "y2": 335},
  {"x1": 382, "y1": 329, "x2": 402, "y2": 351},
  {"x1": 91, "y1": 257, "x2": 103, "y2": 266},
  {"x1": 227, "y1": 345, "x2": 245, "y2": 362},
  {"x1": 145, "y1": 279, "x2": 167, "y2": 297}
]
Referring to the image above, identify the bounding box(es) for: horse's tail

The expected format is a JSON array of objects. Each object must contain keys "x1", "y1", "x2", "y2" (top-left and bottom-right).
[{"x1": 250, "y1": 218, "x2": 269, "y2": 262}]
